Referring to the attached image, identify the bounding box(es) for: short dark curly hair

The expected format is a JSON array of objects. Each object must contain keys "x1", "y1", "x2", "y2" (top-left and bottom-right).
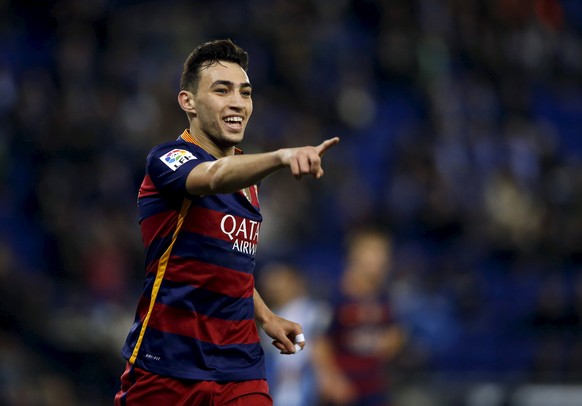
[{"x1": 180, "y1": 39, "x2": 249, "y2": 92}]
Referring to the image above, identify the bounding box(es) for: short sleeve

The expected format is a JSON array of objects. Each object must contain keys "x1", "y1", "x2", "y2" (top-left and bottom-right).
[{"x1": 146, "y1": 143, "x2": 209, "y2": 196}]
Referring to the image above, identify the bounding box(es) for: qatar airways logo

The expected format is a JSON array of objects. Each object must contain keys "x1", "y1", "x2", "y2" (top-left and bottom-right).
[{"x1": 220, "y1": 214, "x2": 261, "y2": 255}]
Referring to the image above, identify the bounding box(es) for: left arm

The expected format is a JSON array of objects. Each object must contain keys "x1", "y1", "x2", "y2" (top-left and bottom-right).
[{"x1": 254, "y1": 288, "x2": 304, "y2": 354}]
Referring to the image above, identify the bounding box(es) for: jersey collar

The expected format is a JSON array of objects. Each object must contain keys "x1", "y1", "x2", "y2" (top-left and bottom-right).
[{"x1": 180, "y1": 129, "x2": 243, "y2": 155}]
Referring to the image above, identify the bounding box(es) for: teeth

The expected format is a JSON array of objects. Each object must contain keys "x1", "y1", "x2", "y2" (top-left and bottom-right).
[{"x1": 224, "y1": 117, "x2": 242, "y2": 122}]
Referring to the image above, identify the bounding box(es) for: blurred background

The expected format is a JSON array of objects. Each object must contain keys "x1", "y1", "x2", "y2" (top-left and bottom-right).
[{"x1": 1, "y1": 0, "x2": 582, "y2": 405}]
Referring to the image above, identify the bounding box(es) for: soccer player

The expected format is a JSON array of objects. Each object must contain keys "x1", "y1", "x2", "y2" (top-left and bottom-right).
[
  {"x1": 258, "y1": 262, "x2": 333, "y2": 406},
  {"x1": 114, "y1": 39, "x2": 339, "y2": 405},
  {"x1": 313, "y1": 229, "x2": 406, "y2": 406}
]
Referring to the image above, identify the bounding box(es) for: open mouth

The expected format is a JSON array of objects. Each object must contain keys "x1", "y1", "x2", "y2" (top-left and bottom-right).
[{"x1": 223, "y1": 116, "x2": 243, "y2": 130}]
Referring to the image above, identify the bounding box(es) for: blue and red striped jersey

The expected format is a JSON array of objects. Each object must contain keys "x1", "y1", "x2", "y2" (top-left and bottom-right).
[
  {"x1": 121, "y1": 129, "x2": 265, "y2": 381},
  {"x1": 328, "y1": 293, "x2": 394, "y2": 405}
]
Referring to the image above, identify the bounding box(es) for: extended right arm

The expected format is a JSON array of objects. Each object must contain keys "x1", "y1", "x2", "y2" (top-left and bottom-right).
[{"x1": 185, "y1": 137, "x2": 339, "y2": 195}]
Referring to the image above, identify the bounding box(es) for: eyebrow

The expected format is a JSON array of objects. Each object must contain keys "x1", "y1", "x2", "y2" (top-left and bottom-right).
[{"x1": 211, "y1": 80, "x2": 252, "y2": 88}]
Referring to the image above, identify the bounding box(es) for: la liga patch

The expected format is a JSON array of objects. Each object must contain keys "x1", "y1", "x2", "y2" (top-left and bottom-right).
[{"x1": 159, "y1": 149, "x2": 197, "y2": 171}]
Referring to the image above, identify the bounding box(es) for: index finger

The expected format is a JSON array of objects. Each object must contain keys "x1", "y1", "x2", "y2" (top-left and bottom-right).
[{"x1": 316, "y1": 137, "x2": 340, "y2": 156}]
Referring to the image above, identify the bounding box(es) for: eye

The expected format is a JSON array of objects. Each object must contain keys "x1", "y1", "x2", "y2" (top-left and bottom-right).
[
  {"x1": 215, "y1": 88, "x2": 228, "y2": 94},
  {"x1": 241, "y1": 89, "x2": 252, "y2": 97}
]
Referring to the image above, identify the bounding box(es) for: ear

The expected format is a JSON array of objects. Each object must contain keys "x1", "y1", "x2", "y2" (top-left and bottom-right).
[{"x1": 178, "y1": 90, "x2": 196, "y2": 115}]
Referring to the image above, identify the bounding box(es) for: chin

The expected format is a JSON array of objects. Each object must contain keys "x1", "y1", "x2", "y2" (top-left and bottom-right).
[
  {"x1": 224, "y1": 132, "x2": 245, "y2": 144},
  {"x1": 216, "y1": 135, "x2": 244, "y2": 148}
]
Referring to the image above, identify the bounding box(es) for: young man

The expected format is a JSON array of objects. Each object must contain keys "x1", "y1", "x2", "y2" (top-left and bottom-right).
[
  {"x1": 313, "y1": 229, "x2": 406, "y2": 406},
  {"x1": 115, "y1": 39, "x2": 339, "y2": 405}
]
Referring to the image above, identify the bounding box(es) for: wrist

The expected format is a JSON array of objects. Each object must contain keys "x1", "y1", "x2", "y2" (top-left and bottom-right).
[
  {"x1": 255, "y1": 308, "x2": 275, "y2": 327},
  {"x1": 275, "y1": 148, "x2": 289, "y2": 167}
]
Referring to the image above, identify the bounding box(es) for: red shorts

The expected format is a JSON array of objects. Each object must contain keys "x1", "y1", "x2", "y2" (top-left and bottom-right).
[{"x1": 114, "y1": 362, "x2": 273, "y2": 406}]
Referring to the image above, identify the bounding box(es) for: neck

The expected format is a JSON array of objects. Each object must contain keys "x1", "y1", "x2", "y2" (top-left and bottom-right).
[
  {"x1": 188, "y1": 126, "x2": 235, "y2": 158},
  {"x1": 342, "y1": 268, "x2": 380, "y2": 299}
]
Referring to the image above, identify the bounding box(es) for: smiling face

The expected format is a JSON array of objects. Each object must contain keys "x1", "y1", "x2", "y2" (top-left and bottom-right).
[{"x1": 183, "y1": 61, "x2": 253, "y2": 156}]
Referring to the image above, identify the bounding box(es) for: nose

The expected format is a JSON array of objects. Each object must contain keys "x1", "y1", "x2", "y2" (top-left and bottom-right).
[
  {"x1": 228, "y1": 92, "x2": 244, "y2": 109},
  {"x1": 228, "y1": 91, "x2": 247, "y2": 111}
]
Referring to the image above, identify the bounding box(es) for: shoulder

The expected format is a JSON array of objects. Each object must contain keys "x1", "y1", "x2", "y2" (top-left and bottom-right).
[
  {"x1": 147, "y1": 139, "x2": 205, "y2": 160},
  {"x1": 147, "y1": 140, "x2": 212, "y2": 170}
]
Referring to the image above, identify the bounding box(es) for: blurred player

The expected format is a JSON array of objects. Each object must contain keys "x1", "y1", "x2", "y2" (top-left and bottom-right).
[
  {"x1": 258, "y1": 262, "x2": 332, "y2": 406},
  {"x1": 313, "y1": 229, "x2": 406, "y2": 406},
  {"x1": 115, "y1": 39, "x2": 339, "y2": 405}
]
